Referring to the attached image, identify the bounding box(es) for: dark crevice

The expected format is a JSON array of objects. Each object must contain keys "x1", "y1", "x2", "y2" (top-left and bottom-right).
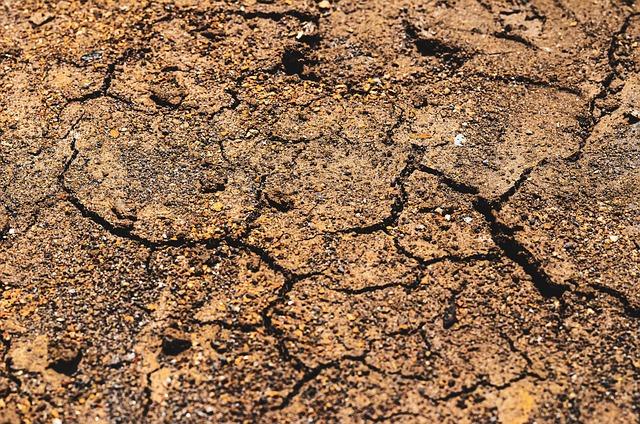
[
  {"x1": 338, "y1": 145, "x2": 425, "y2": 235},
  {"x1": 498, "y1": 330, "x2": 535, "y2": 372},
  {"x1": 475, "y1": 0, "x2": 493, "y2": 11},
  {"x1": 274, "y1": 353, "x2": 366, "y2": 410},
  {"x1": 48, "y1": 350, "x2": 83, "y2": 376},
  {"x1": 149, "y1": 93, "x2": 184, "y2": 109},
  {"x1": 283, "y1": 49, "x2": 305, "y2": 76},
  {"x1": 227, "y1": 239, "x2": 296, "y2": 286},
  {"x1": 404, "y1": 21, "x2": 472, "y2": 69},
  {"x1": 260, "y1": 305, "x2": 305, "y2": 370},
  {"x1": 9, "y1": 5, "x2": 640, "y2": 418},
  {"x1": 493, "y1": 31, "x2": 539, "y2": 50},
  {"x1": 265, "y1": 193, "x2": 294, "y2": 212},
  {"x1": 1, "y1": 334, "x2": 24, "y2": 396},
  {"x1": 161, "y1": 334, "x2": 192, "y2": 356},
  {"x1": 281, "y1": 48, "x2": 320, "y2": 81},
  {"x1": 474, "y1": 198, "x2": 568, "y2": 298},
  {"x1": 225, "y1": 88, "x2": 241, "y2": 110},
  {"x1": 141, "y1": 368, "x2": 158, "y2": 422},
  {"x1": 442, "y1": 296, "x2": 458, "y2": 329},
  {"x1": 332, "y1": 249, "x2": 498, "y2": 295},
  {"x1": 416, "y1": 164, "x2": 479, "y2": 195},
  {"x1": 224, "y1": 239, "x2": 324, "y2": 374},
  {"x1": 416, "y1": 162, "x2": 568, "y2": 299},
  {"x1": 587, "y1": 284, "x2": 640, "y2": 318},
  {"x1": 65, "y1": 60, "x2": 117, "y2": 104},
  {"x1": 575, "y1": 12, "x2": 640, "y2": 162},
  {"x1": 57, "y1": 119, "x2": 264, "y2": 250},
  {"x1": 434, "y1": 372, "x2": 531, "y2": 403},
  {"x1": 199, "y1": 29, "x2": 224, "y2": 42},
  {"x1": 384, "y1": 106, "x2": 406, "y2": 146},
  {"x1": 624, "y1": 111, "x2": 640, "y2": 124},
  {"x1": 275, "y1": 361, "x2": 334, "y2": 409},
  {"x1": 361, "y1": 351, "x2": 544, "y2": 405},
  {"x1": 66, "y1": 90, "x2": 103, "y2": 104},
  {"x1": 494, "y1": 159, "x2": 546, "y2": 206},
  {"x1": 564, "y1": 114, "x2": 592, "y2": 162},
  {"x1": 553, "y1": 0, "x2": 580, "y2": 23},
  {"x1": 267, "y1": 133, "x2": 319, "y2": 145},
  {"x1": 55, "y1": 47, "x2": 149, "y2": 111},
  {"x1": 418, "y1": 160, "x2": 638, "y2": 311},
  {"x1": 29, "y1": 14, "x2": 55, "y2": 28}
]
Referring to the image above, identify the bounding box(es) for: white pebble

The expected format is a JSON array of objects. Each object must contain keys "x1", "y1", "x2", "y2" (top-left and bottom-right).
[{"x1": 454, "y1": 134, "x2": 466, "y2": 146}]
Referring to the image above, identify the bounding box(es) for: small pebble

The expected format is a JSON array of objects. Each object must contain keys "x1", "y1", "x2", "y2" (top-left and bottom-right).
[
  {"x1": 454, "y1": 134, "x2": 466, "y2": 147},
  {"x1": 81, "y1": 50, "x2": 102, "y2": 62},
  {"x1": 29, "y1": 12, "x2": 54, "y2": 27}
]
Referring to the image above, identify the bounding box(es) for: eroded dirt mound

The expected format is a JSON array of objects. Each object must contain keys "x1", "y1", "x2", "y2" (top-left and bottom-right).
[{"x1": 1, "y1": 0, "x2": 639, "y2": 422}]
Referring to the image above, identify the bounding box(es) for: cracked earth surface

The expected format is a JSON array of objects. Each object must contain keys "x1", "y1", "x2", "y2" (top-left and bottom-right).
[{"x1": 1, "y1": 0, "x2": 640, "y2": 422}]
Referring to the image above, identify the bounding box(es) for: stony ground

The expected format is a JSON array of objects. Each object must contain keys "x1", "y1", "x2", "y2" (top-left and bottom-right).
[{"x1": 1, "y1": 0, "x2": 639, "y2": 423}]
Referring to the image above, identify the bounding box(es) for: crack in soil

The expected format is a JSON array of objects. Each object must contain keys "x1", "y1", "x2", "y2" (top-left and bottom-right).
[
  {"x1": 274, "y1": 353, "x2": 366, "y2": 410},
  {"x1": 571, "y1": 12, "x2": 640, "y2": 162},
  {"x1": 5, "y1": 2, "x2": 640, "y2": 420},
  {"x1": 413, "y1": 162, "x2": 569, "y2": 298},
  {"x1": 337, "y1": 144, "x2": 425, "y2": 235}
]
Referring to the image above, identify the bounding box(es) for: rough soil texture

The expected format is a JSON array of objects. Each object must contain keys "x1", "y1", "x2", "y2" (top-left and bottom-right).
[{"x1": 1, "y1": 0, "x2": 640, "y2": 423}]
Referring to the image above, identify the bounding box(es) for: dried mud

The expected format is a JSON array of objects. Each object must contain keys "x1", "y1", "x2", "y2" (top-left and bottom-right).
[{"x1": 1, "y1": 0, "x2": 640, "y2": 423}]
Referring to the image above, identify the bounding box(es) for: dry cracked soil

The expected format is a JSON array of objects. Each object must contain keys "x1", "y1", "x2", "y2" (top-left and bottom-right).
[{"x1": 1, "y1": 0, "x2": 640, "y2": 423}]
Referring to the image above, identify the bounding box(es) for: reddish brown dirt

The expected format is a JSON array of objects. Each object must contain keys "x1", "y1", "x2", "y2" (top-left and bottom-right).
[{"x1": 1, "y1": 0, "x2": 640, "y2": 423}]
